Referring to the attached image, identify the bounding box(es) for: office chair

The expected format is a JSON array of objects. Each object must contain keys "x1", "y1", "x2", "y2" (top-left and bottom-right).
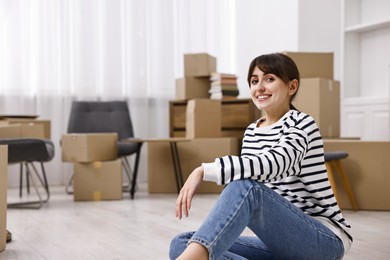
[
  {"x1": 0, "y1": 138, "x2": 55, "y2": 209},
  {"x1": 65, "y1": 100, "x2": 143, "y2": 199}
]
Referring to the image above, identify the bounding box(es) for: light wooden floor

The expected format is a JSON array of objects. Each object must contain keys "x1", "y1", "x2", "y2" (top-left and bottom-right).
[{"x1": 2, "y1": 184, "x2": 390, "y2": 260}]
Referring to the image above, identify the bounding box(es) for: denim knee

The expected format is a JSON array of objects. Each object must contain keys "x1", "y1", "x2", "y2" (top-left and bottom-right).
[
  {"x1": 224, "y1": 179, "x2": 260, "y2": 196},
  {"x1": 169, "y1": 231, "x2": 195, "y2": 259}
]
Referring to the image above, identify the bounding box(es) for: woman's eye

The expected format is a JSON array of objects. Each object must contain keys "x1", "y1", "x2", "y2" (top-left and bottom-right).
[
  {"x1": 265, "y1": 77, "x2": 274, "y2": 82},
  {"x1": 251, "y1": 79, "x2": 259, "y2": 85}
]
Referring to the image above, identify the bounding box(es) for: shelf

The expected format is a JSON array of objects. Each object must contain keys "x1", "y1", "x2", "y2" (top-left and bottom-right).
[{"x1": 345, "y1": 19, "x2": 390, "y2": 33}]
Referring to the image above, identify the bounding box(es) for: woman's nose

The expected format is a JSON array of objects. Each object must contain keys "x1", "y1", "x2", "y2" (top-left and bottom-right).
[{"x1": 256, "y1": 83, "x2": 265, "y2": 91}]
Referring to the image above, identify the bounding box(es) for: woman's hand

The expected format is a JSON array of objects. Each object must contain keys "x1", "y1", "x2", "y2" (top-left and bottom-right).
[{"x1": 175, "y1": 166, "x2": 204, "y2": 219}]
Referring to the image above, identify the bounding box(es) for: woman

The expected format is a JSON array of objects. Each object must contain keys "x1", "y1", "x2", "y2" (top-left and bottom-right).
[{"x1": 170, "y1": 53, "x2": 352, "y2": 260}]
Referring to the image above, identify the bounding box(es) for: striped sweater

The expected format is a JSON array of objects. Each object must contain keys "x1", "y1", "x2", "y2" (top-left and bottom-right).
[{"x1": 203, "y1": 110, "x2": 352, "y2": 243}]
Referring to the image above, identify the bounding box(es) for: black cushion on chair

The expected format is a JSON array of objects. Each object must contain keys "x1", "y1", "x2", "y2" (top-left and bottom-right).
[
  {"x1": 0, "y1": 138, "x2": 55, "y2": 163},
  {"x1": 324, "y1": 151, "x2": 348, "y2": 161},
  {"x1": 117, "y1": 141, "x2": 141, "y2": 157}
]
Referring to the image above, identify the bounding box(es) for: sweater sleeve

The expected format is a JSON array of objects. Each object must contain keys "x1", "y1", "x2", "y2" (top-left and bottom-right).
[{"x1": 204, "y1": 114, "x2": 315, "y2": 185}]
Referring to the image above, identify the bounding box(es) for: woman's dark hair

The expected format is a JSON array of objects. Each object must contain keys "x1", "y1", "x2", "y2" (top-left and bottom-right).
[{"x1": 247, "y1": 53, "x2": 300, "y2": 110}]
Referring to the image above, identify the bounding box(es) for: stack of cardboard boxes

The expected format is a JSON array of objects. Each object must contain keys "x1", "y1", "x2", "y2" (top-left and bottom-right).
[
  {"x1": 61, "y1": 133, "x2": 122, "y2": 201},
  {"x1": 149, "y1": 53, "x2": 241, "y2": 193},
  {"x1": 286, "y1": 52, "x2": 340, "y2": 138},
  {"x1": 175, "y1": 53, "x2": 217, "y2": 100},
  {"x1": 286, "y1": 52, "x2": 390, "y2": 210}
]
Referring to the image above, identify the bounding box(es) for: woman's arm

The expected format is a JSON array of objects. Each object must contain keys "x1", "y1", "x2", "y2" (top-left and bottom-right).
[{"x1": 204, "y1": 116, "x2": 317, "y2": 185}]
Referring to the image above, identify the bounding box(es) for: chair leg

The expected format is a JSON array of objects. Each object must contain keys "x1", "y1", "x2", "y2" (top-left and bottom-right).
[
  {"x1": 65, "y1": 173, "x2": 74, "y2": 195},
  {"x1": 19, "y1": 163, "x2": 23, "y2": 198},
  {"x1": 121, "y1": 157, "x2": 133, "y2": 192},
  {"x1": 334, "y1": 160, "x2": 358, "y2": 211},
  {"x1": 8, "y1": 162, "x2": 49, "y2": 209},
  {"x1": 325, "y1": 162, "x2": 341, "y2": 206},
  {"x1": 40, "y1": 162, "x2": 50, "y2": 199},
  {"x1": 130, "y1": 144, "x2": 143, "y2": 199},
  {"x1": 26, "y1": 165, "x2": 30, "y2": 194}
]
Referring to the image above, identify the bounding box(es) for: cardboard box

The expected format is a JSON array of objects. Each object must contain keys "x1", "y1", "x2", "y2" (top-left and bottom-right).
[
  {"x1": 3, "y1": 119, "x2": 51, "y2": 139},
  {"x1": 0, "y1": 123, "x2": 45, "y2": 139},
  {"x1": 73, "y1": 159, "x2": 122, "y2": 201},
  {"x1": 184, "y1": 53, "x2": 217, "y2": 77},
  {"x1": 284, "y1": 52, "x2": 333, "y2": 79},
  {"x1": 0, "y1": 146, "x2": 8, "y2": 252},
  {"x1": 324, "y1": 140, "x2": 390, "y2": 210},
  {"x1": 0, "y1": 124, "x2": 20, "y2": 138},
  {"x1": 148, "y1": 138, "x2": 239, "y2": 193},
  {"x1": 293, "y1": 78, "x2": 340, "y2": 138},
  {"x1": 61, "y1": 133, "x2": 118, "y2": 162},
  {"x1": 175, "y1": 77, "x2": 210, "y2": 100},
  {"x1": 170, "y1": 99, "x2": 259, "y2": 139},
  {"x1": 186, "y1": 99, "x2": 221, "y2": 138}
]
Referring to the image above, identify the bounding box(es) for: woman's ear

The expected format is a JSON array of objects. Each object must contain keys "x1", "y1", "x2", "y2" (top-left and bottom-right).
[{"x1": 288, "y1": 79, "x2": 299, "y2": 96}]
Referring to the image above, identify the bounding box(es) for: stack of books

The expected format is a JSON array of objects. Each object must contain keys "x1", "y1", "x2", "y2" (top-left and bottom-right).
[{"x1": 209, "y1": 73, "x2": 239, "y2": 99}]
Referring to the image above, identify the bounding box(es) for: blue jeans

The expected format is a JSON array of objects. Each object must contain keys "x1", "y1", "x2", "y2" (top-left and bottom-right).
[{"x1": 169, "y1": 179, "x2": 344, "y2": 260}]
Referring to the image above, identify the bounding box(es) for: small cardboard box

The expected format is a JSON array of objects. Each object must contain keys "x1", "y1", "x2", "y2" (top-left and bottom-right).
[
  {"x1": 284, "y1": 52, "x2": 334, "y2": 79},
  {"x1": 324, "y1": 140, "x2": 390, "y2": 210},
  {"x1": 73, "y1": 159, "x2": 122, "y2": 201},
  {"x1": 148, "y1": 138, "x2": 239, "y2": 193},
  {"x1": 4, "y1": 119, "x2": 51, "y2": 139},
  {"x1": 175, "y1": 76, "x2": 210, "y2": 100},
  {"x1": 61, "y1": 133, "x2": 118, "y2": 162},
  {"x1": 184, "y1": 53, "x2": 217, "y2": 77},
  {"x1": 0, "y1": 124, "x2": 20, "y2": 138},
  {"x1": 0, "y1": 123, "x2": 45, "y2": 139},
  {"x1": 293, "y1": 78, "x2": 340, "y2": 138},
  {"x1": 186, "y1": 99, "x2": 221, "y2": 138},
  {"x1": 0, "y1": 145, "x2": 8, "y2": 252}
]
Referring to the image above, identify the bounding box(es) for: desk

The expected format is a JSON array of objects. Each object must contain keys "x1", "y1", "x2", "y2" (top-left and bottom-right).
[{"x1": 125, "y1": 138, "x2": 191, "y2": 194}]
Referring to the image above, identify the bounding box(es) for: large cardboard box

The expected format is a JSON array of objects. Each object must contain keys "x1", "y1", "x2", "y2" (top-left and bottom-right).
[
  {"x1": 284, "y1": 52, "x2": 334, "y2": 79},
  {"x1": 186, "y1": 99, "x2": 221, "y2": 138},
  {"x1": 61, "y1": 133, "x2": 118, "y2": 162},
  {"x1": 3, "y1": 119, "x2": 51, "y2": 139},
  {"x1": 175, "y1": 77, "x2": 210, "y2": 100},
  {"x1": 148, "y1": 138, "x2": 239, "y2": 193},
  {"x1": 324, "y1": 140, "x2": 390, "y2": 210},
  {"x1": 73, "y1": 159, "x2": 122, "y2": 201},
  {"x1": 0, "y1": 145, "x2": 8, "y2": 252},
  {"x1": 293, "y1": 78, "x2": 340, "y2": 138},
  {"x1": 0, "y1": 123, "x2": 45, "y2": 139},
  {"x1": 184, "y1": 53, "x2": 217, "y2": 77}
]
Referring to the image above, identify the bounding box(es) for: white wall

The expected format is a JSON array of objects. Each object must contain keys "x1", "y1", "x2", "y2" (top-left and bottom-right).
[
  {"x1": 297, "y1": 0, "x2": 341, "y2": 80},
  {"x1": 235, "y1": 0, "x2": 299, "y2": 98}
]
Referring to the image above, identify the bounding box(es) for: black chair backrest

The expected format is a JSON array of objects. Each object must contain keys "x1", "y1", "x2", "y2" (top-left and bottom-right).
[{"x1": 67, "y1": 101, "x2": 135, "y2": 140}]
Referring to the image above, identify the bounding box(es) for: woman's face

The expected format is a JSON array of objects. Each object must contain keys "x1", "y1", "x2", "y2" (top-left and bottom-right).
[{"x1": 249, "y1": 66, "x2": 295, "y2": 115}]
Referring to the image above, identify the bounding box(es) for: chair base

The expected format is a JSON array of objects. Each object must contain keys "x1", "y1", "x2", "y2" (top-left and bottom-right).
[{"x1": 8, "y1": 162, "x2": 50, "y2": 209}]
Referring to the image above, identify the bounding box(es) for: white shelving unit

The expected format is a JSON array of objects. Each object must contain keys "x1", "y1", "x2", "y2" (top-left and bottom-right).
[{"x1": 341, "y1": 0, "x2": 390, "y2": 140}]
